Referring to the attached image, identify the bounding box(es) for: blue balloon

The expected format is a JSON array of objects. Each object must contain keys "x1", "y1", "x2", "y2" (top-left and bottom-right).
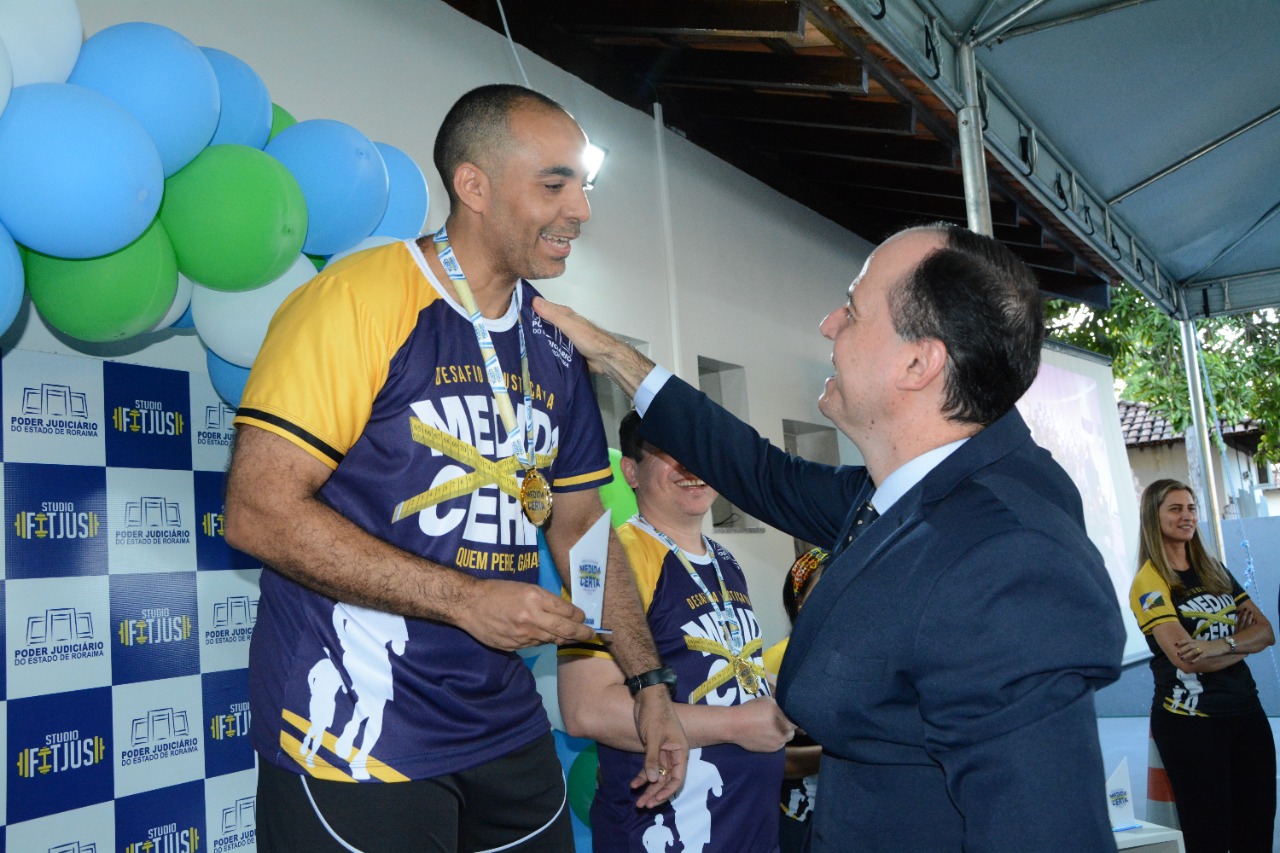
[
  {"x1": 68, "y1": 22, "x2": 219, "y2": 177},
  {"x1": 266, "y1": 119, "x2": 389, "y2": 256},
  {"x1": 371, "y1": 142, "x2": 429, "y2": 238},
  {"x1": 206, "y1": 346, "x2": 251, "y2": 408},
  {"x1": 201, "y1": 47, "x2": 272, "y2": 149},
  {"x1": 0, "y1": 221, "x2": 24, "y2": 337},
  {"x1": 0, "y1": 83, "x2": 164, "y2": 259}
]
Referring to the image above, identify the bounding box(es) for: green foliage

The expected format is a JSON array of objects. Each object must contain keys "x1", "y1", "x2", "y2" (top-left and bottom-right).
[{"x1": 1046, "y1": 287, "x2": 1280, "y2": 462}]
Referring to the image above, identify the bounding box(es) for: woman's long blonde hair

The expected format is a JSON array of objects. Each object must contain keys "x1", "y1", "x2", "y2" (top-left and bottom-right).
[{"x1": 1138, "y1": 479, "x2": 1232, "y2": 596}]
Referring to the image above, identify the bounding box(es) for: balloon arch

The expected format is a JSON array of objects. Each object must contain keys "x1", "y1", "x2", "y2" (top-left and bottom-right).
[{"x1": 0, "y1": 2, "x2": 429, "y2": 412}]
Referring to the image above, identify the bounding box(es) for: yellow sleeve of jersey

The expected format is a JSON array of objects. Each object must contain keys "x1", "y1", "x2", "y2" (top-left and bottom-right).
[
  {"x1": 1129, "y1": 560, "x2": 1178, "y2": 634},
  {"x1": 762, "y1": 637, "x2": 789, "y2": 677},
  {"x1": 617, "y1": 523, "x2": 667, "y2": 615},
  {"x1": 558, "y1": 521, "x2": 666, "y2": 661},
  {"x1": 234, "y1": 244, "x2": 429, "y2": 469}
]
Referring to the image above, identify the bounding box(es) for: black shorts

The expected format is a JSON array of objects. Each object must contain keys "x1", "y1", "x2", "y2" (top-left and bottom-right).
[{"x1": 256, "y1": 732, "x2": 574, "y2": 852}]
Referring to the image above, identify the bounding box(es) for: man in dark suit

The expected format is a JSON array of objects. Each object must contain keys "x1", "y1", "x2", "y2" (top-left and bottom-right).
[{"x1": 534, "y1": 223, "x2": 1126, "y2": 851}]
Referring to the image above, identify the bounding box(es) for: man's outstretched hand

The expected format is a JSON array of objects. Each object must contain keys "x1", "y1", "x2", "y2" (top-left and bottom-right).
[{"x1": 532, "y1": 297, "x2": 655, "y2": 399}]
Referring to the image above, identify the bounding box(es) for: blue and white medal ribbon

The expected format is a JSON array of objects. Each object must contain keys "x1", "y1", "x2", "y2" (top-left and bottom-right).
[
  {"x1": 434, "y1": 226, "x2": 551, "y2": 525},
  {"x1": 635, "y1": 515, "x2": 758, "y2": 694}
]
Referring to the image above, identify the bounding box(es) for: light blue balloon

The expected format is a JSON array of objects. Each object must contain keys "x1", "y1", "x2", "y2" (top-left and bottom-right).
[
  {"x1": 266, "y1": 119, "x2": 389, "y2": 256},
  {"x1": 201, "y1": 47, "x2": 272, "y2": 149},
  {"x1": 0, "y1": 221, "x2": 24, "y2": 337},
  {"x1": 206, "y1": 346, "x2": 251, "y2": 408},
  {"x1": 371, "y1": 141, "x2": 429, "y2": 238},
  {"x1": 0, "y1": 83, "x2": 164, "y2": 259},
  {"x1": 68, "y1": 22, "x2": 219, "y2": 177}
]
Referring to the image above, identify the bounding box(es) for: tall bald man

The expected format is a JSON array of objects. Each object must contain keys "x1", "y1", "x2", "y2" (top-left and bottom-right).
[{"x1": 226, "y1": 84, "x2": 686, "y2": 852}]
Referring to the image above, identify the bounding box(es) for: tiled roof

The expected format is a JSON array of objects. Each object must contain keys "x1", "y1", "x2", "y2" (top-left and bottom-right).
[{"x1": 1117, "y1": 400, "x2": 1261, "y2": 448}]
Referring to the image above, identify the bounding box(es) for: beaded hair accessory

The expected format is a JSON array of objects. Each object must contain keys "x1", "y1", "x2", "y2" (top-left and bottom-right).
[{"x1": 789, "y1": 547, "x2": 830, "y2": 597}]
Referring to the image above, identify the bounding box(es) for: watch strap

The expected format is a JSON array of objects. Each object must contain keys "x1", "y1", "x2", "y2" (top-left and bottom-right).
[{"x1": 626, "y1": 664, "x2": 677, "y2": 698}]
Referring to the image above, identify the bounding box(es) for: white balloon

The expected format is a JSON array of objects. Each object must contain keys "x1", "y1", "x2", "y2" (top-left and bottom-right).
[
  {"x1": 0, "y1": 0, "x2": 83, "y2": 86},
  {"x1": 149, "y1": 272, "x2": 195, "y2": 332},
  {"x1": 324, "y1": 234, "x2": 397, "y2": 269},
  {"x1": 192, "y1": 254, "x2": 316, "y2": 367},
  {"x1": 0, "y1": 34, "x2": 12, "y2": 117}
]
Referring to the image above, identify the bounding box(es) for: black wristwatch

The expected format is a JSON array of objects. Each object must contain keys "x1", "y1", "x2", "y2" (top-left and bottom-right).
[{"x1": 626, "y1": 665, "x2": 677, "y2": 699}]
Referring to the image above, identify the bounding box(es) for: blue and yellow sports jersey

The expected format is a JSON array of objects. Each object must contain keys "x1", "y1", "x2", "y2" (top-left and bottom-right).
[
  {"x1": 563, "y1": 519, "x2": 784, "y2": 851},
  {"x1": 236, "y1": 240, "x2": 610, "y2": 781},
  {"x1": 1129, "y1": 560, "x2": 1260, "y2": 717}
]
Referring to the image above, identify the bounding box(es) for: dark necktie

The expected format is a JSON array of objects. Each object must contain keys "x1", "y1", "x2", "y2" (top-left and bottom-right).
[{"x1": 838, "y1": 498, "x2": 879, "y2": 551}]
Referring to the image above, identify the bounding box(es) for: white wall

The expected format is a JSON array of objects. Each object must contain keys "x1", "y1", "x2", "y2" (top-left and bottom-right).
[
  {"x1": 1128, "y1": 441, "x2": 1273, "y2": 521},
  {"x1": 53, "y1": 0, "x2": 875, "y2": 646},
  {"x1": 1127, "y1": 443, "x2": 1188, "y2": 504}
]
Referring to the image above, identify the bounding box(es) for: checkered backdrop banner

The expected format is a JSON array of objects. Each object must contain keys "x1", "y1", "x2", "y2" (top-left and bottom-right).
[{"x1": 2, "y1": 348, "x2": 260, "y2": 853}]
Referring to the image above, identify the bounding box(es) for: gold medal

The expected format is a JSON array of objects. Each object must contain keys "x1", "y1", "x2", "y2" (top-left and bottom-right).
[
  {"x1": 519, "y1": 468, "x2": 552, "y2": 527},
  {"x1": 734, "y1": 657, "x2": 760, "y2": 695}
]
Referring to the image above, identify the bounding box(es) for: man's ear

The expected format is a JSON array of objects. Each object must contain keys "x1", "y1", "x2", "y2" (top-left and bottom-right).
[
  {"x1": 897, "y1": 337, "x2": 948, "y2": 392},
  {"x1": 619, "y1": 456, "x2": 640, "y2": 489},
  {"x1": 453, "y1": 162, "x2": 489, "y2": 215}
]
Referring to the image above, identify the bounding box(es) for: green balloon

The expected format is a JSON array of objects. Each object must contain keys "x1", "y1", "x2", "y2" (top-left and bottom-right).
[
  {"x1": 269, "y1": 102, "x2": 297, "y2": 141},
  {"x1": 159, "y1": 144, "x2": 307, "y2": 291},
  {"x1": 566, "y1": 742, "x2": 598, "y2": 826},
  {"x1": 25, "y1": 217, "x2": 178, "y2": 343},
  {"x1": 599, "y1": 448, "x2": 639, "y2": 527}
]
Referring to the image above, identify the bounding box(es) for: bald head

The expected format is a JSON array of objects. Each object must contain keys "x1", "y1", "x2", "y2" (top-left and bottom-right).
[{"x1": 433, "y1": 84, "x2": 575, "y2": 208}]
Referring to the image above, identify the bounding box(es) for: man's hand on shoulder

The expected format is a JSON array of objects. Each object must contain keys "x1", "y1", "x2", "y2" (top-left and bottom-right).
[
  {"x1": 629, "y1": 686, "x2": 688, "y2": 808},
  {"x1": 452, "y1": 578, "x2": 595, "y2": 651},
  {"x1": 531, "y1": 296, "x2": 654, "y2": 398}
]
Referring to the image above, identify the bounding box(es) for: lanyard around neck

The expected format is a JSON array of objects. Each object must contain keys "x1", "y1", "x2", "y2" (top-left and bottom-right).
[
  {"x1": 433, "y1": 226, "x2": 536, "y2": 470},
  {"x1": 636, "y1": 514, "x2": 744, "y2": 656}
]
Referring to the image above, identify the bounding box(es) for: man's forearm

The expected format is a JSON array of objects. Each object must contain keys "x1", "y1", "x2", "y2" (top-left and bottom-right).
[
  {"x1": 227, "y1": 467, "x2": 472, "y2": 622},
  {"x1": 224, "y1": 426, "x2": 487, "y2": 626},
  {"x1": 597, "y1": 529, "x2": 662, "y2": 676},
  {"x1": 546, "y1": 528, "x2": 660, "y2": 676}
]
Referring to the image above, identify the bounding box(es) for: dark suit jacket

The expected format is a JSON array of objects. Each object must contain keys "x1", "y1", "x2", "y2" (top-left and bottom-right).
[{"x1": 641, "y1": 376, "x2": 1125, "y2": 852}]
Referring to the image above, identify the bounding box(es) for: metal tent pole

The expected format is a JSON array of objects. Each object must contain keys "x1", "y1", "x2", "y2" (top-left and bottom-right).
[
  {"x1": 956, "y1": 43, "x2": 992, "y2": 236},
  {"x1": 1179, "y1": 317, "x2": 1226, "y2": 559}
]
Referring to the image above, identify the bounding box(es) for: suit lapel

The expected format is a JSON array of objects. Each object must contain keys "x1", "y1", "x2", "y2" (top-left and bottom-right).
[
  {"x1": 778, "y1": 408, "x2": 1034, "y2": 703},
  {"x1": 788, "y1": 493, "x2": 920, "y2": 643}
]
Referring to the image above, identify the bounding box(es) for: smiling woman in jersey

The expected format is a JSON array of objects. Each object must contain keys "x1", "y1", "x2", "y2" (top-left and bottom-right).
[{"x1": 1128, "y1": 478, "x2": 1276, "y2": 853}]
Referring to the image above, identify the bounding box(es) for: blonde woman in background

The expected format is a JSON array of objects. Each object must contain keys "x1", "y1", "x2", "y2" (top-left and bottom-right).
[{"x1": 1129, "y1": 479, "x2": 1276, "y2": 852}]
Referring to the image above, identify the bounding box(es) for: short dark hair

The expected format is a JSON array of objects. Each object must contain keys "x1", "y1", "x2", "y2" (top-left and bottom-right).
[
  {"x1": 887, "y1": 223, "x2": 1045, "y2": 425},
  {"x1": 619, "y1": 409, "x2": 644, "y2": 462},
  {"x1": 433, "y1": 84, "x2": 569, "y2": 208}
]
